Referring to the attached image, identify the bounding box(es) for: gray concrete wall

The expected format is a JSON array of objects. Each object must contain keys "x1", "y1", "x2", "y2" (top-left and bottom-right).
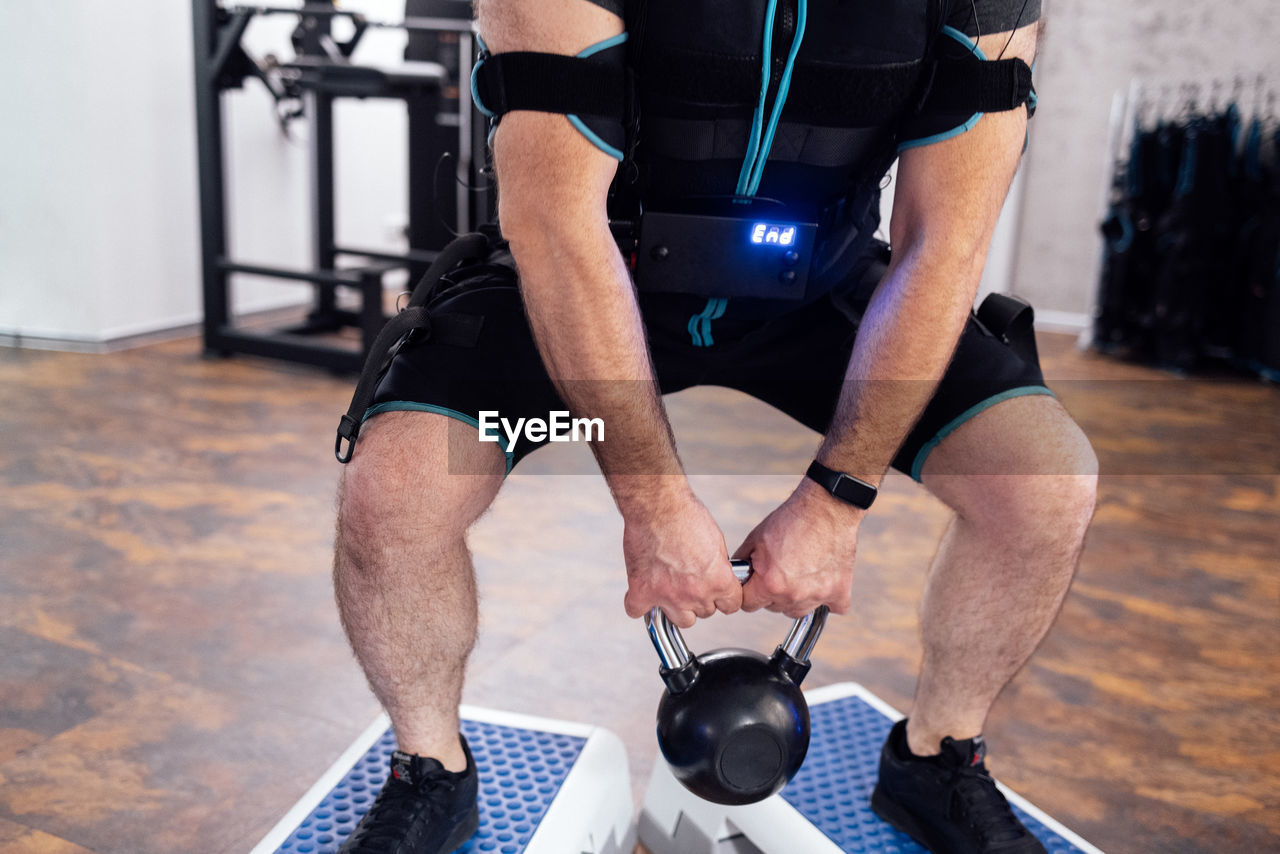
[{"x1": 1012, "y1": 0, "x2": 1279, "y2": 322}]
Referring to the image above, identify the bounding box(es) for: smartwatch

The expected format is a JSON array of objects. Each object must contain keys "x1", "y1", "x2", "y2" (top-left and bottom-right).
[{"x1": 805, "y1": 460, "x2": 877, "y2": 510}]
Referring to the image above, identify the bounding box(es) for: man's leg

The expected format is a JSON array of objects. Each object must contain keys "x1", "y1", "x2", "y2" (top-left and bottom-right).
[
  {"x1": 908, "y1": 394, "x2": 1098, "y2": 755},
  {"x1": 334, "y1": 410, "x2": 506, "y2": 772}
]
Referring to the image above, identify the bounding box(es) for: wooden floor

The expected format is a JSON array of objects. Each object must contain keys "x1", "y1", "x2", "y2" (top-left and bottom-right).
[{"x1": 0, "y1": 331, "x2": 1276, "y2": 854}]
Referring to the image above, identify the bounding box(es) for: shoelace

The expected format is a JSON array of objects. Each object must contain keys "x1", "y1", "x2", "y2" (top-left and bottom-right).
[
  {"x1": 948, "y1": 764, "x2": 1029, "y2": 845},
  {"x1": 350, "y1": 771, "x2": 460, "y2": 852}
]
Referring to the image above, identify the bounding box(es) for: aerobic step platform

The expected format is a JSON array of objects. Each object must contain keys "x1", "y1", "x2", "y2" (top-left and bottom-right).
[
  {"x1": 639, "y1": 683, "x2": 1104, "y2": 854},
  {"x1": 250, "y1": 705, "x2": 635, "y2": 854}
]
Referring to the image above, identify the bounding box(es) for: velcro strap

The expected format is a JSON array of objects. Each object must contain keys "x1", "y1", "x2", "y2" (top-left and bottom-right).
[
  {"x1": 333, "y1": 311, "x2": 484, "y2": 463},
  {"x1": 642, "y1": 117, "x2": 884, "y2": 167},
  {"x1": 473, "y1": 52, "x2": 626, "y2": 120},
  {"x1": 407, "y1": 232, "x2": 490, "y2": 308},
  {"x1": 336, "y1": 306, "x2": 431, "y2": 463},
  {"x1": 977, "y1": 292, "x2": 1039, "y2": 366},
  {"x1": 925, "y1": 57, "x2": 1033, "y2": 113}
]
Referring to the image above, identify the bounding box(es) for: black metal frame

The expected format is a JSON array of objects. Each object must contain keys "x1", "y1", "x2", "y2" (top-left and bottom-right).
[{"x1": 192, "y1": 1, "x2": 486, "y2": 372}]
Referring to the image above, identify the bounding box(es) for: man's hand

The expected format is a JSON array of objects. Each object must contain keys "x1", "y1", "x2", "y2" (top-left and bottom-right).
[
  {"x1": 735, "y1": 479, "x2": 863, "y2": 618},
  {"x1": 622, "y1": 484, "x2": 742, "y2": 629}
]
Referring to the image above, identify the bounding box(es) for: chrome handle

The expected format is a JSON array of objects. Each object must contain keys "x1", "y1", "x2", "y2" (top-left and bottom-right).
[
  {"x1": 644, "y1": 558, "x2": 829, "y2": 671},
  {"x1": 780, "y1": 605, "x2": 829, "y2": 661}
]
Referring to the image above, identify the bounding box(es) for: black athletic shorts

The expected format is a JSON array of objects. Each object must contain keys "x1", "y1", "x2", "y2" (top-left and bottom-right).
[{"x1": 369, "y1": 240, "x2": 1051, "y2": 479}]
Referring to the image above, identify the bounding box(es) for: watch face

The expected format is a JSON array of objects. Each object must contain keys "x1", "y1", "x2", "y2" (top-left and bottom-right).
[
  {"x1": 806, "y1": 461, "x2": 875, "y2": 509},
  {"x1": 832, "y1": 473, "x2": 875, "y2": 509}
]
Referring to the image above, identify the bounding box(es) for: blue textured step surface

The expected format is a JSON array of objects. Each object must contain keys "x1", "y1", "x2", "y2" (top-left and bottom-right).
[
  {"x1": 275, "y1": 720, "x2": 587, "y2": 854},
  {"x1": 781, "y1": 694, "x2": 1086, "y2": 854}
]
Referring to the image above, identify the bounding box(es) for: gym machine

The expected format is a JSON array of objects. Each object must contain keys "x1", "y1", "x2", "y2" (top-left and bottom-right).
[{"x1": 191, "y1": 0, "x2": 490, "y2": 372}]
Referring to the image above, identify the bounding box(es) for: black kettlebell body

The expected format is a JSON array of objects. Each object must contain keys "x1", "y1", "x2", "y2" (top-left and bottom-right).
[
  {"x1": 646, "y1": 560, "x2": 828, "y2": 806},
  {"x1": 656, "y1": 646, "x2": 812, "y2": 805}
]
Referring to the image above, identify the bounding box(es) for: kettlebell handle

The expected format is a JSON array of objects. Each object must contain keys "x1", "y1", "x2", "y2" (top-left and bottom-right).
[{"x1": 645, "y1": 558, "x2": 829, "y2": 671}]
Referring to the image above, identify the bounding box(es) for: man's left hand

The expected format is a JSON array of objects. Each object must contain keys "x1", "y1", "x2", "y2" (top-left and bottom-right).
[{"x1": 734, "y1": 478, "x2": 865, "y2": 618}]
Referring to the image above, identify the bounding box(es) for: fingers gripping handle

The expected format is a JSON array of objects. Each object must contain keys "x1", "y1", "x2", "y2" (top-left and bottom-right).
[
  {"x1": 644, "y1": 559, "x2": 750, "y2": 669},
  {"x1": 644, "y1": 559, "x2": 829, "y2": 672}
]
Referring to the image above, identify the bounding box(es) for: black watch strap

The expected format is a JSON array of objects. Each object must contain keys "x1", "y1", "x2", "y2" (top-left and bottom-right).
[{"x1": 805, "y1": 460, "x2": 877, "y2": 510}]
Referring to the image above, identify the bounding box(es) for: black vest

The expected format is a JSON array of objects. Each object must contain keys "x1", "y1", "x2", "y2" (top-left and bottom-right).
[
  {"x1": 470, "y1": 0, "x2": 1031, "y2": 294},
  {"x1": 627, "y1": 0, "x2": 940, "y2": 285}
]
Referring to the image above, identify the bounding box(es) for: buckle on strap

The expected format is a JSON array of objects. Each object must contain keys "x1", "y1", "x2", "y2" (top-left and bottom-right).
[{"x1": 335, "y1": 414, "x2": 361, "y2": 464}]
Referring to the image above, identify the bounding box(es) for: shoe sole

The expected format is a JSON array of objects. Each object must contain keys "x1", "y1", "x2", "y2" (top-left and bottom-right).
[
  {"x1": 870, "y1": 784, "x2": 948, "y2": 853},
  {"x1": 442, "y1": 806, "x2": 481, "y2": 853}
]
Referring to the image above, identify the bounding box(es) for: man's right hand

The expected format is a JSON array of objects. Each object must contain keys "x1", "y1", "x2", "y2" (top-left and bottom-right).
[{"x1": 621, "y1": 485, "x2": 742, "y2": 628}]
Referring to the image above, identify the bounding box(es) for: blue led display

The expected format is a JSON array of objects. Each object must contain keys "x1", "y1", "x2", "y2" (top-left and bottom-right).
[{"x1": 750, "y1": 222, "x2": 797, "y2": 247}]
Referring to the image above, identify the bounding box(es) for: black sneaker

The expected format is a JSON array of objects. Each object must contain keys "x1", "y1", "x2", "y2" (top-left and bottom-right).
[
  {"x1": 870, "y1": 719, "x2": 1047, "y2": 854},
  {"x1": 338, "y1": 737, "x2": 480, "y2": 854}
]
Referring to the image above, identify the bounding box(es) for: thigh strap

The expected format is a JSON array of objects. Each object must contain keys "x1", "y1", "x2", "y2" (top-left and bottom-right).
[{"x1": 335, "y1": 233, "x2": 492, "y2": 463}]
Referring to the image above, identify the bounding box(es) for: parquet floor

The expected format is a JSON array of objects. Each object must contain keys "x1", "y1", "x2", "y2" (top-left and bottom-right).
[{"x1": 0, "y1": 331, "x2": 1276, "y2": 853}]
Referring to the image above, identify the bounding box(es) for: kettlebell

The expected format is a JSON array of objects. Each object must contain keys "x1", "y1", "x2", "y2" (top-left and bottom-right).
[{"x1": 645, "y1": 559, "x2": 829, "y2": 805}]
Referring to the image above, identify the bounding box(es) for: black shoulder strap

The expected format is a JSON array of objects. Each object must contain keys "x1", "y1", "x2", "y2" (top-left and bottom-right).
[
  {"x1": 927, "y1": 56, "x2": 1034, "y2": 113},
  {"x1": 472, "y1": 52, "x2": 626, "y2": 121}
]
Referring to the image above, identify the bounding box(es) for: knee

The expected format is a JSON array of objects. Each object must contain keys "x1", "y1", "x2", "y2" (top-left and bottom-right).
[
  {"x1": 927, "y1": 396, "x2": 1099, "y2": 540},
  {"x1": 987, "y1": 470, "x2": 1096, "y2": 540},
  {"x1": 336, "y1": 451, "x2": 407, "y2": 562},
  {"x1": 1034, "y1": 423, "x2": 1099, "y2": 538},
  {"x1": 958, "y1": 471, "x2": 1097, "y2": 556},
  {"x1": 335, "y1": 417, "x2": 498, "y2": 571},
  {"x1": 948, "y1": 437, "x2": 1098, "y2": 550}
]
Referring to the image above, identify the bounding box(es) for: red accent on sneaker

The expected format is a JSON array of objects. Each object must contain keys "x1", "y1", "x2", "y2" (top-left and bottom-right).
[{"x1": 971, "y1": 753, "x2": 982, "y2": 767}]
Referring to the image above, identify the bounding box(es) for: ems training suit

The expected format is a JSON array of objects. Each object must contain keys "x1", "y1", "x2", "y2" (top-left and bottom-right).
[{"x1": 369, "y1": 0, "x2": 1049, "y2": 478}]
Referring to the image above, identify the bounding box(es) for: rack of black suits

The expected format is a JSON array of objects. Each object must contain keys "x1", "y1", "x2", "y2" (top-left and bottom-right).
[{"x1": 1095, "y1": 79, "x2": 1280, "y2": 380}]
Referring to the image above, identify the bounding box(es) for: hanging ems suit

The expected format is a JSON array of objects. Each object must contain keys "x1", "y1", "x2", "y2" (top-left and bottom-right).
[
  {"x1": 1232, "y1": 120, "x2": 1280, "y2": 379},
  {"x1": 1097, "y1": 98, "x2": 1279, "y2": 377},
  {"x1": 336, "y1": 0, "x2": 1038, "y2": 461}
]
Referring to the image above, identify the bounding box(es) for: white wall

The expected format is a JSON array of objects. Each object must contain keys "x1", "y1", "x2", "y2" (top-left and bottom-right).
[
  {"x1": 1013, "y1": 0, "x2": 1280, "y2": 323},
  {"x1": 0, "y1": 1, "x2": 412, "y2": 345}
]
